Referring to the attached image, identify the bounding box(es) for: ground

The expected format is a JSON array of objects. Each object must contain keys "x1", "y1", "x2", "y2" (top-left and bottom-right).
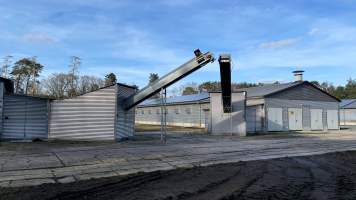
[
  {"x1": 2, "y1": 151, "x2": 356, "y2": 200},
  {"x1": 0, "y1": 130, "x2": 356, "y2": 188}
]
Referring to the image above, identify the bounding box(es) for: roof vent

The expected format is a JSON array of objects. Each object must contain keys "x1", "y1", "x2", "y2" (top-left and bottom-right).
[{"x1": 293, "y1": 70, "x2": 304, "y2": 82}]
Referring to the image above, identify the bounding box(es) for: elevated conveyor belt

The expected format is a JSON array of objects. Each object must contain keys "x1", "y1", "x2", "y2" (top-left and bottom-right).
[{"x1": 124, "y1": 49, "x2": 214, "y2": 110}]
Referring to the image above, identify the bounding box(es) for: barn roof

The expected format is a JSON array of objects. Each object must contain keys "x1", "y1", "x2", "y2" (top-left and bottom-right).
[
  {"x1": 235, "y1": 82, "x2": 300, "y2": 98},
  {"x1": 137, "y1": 81, "x2": 340, "y2": 107},
  {"x1": 236, "y1": 81, "x2": 340, "y2": 101},
  {"x1": 340, "y1": 99, "x2": 356, "y2": 109},
  {"x1": 138, "y1": 92, "x2": 209, "y2": 107}
]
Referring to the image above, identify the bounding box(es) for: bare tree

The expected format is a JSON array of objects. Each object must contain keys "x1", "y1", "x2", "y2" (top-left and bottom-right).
[
  {"x1": 43, "y1": 73, "x2": 70, "y2": 99},
  {"x1": 78, "y1": 75, "x2": 104, "y2": 94},
  {"x1": 68, "y1": 56, "x2": 81, "y2": 97},
  {"x1": 1, "y1": 55, "x2": 13, "y2": 78}
]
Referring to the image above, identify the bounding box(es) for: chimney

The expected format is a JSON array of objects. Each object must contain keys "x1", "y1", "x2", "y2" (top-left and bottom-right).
[{"x1": 292, "y1": 70, "x2": 304, "y2": 82}]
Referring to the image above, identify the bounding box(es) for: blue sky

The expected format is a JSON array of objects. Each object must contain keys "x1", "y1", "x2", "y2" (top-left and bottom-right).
[{"x1": 1, "y1": 0, "x2": 356, "y2": 91}]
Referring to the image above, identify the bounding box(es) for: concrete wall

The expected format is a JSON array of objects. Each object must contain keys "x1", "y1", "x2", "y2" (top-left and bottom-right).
[
  {"x1": 136, "y1": 103, "x2": 210, "y2": 128},
  {"x1": 265, "y1": 98, "x2": 339, "y2": 131},
  {"x1": 49, "y1": 86, "x2": 117, "y2": 141},
  {"x1": 210, "y1": 92, "x2": 246, "y2": 136}
]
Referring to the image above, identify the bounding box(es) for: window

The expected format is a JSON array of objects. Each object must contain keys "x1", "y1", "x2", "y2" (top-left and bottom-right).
[
  {"x1": 174, "y1": 108, "x2": 180, "y2": 114},
  {"x1": 185, "y1": 107, "x2": 192, "y2": 114}
]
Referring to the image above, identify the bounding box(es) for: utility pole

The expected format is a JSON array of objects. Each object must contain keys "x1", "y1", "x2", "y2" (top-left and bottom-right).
[{"x1": 160, "y1": 88, "x2": 167, "y2": 143}]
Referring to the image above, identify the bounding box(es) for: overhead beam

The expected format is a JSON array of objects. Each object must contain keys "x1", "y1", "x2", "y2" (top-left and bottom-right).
[
  {"x1": 219, "y1": 54, "x2": 232, "y2": 113},
  {"x1": 124, "y1": 49, "x2": 214, "y2": 110}
]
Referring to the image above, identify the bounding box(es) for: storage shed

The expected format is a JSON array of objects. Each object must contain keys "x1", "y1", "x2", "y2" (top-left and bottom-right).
[
  {"x1": 136, "y1": 93, "x2": 210, "y2": 127},
  {"x1": 0, "y1": 78, "x2": 49, "y2": 140},
  {"x1": 240, "y1": 81, "x2": 340, "y2": 133},
  {"x1": 340, "y1": 99, "x2": 356, "y2": 125},
  {"x1": 49, "y1": 83, "x2": 136, "y2": 141}
]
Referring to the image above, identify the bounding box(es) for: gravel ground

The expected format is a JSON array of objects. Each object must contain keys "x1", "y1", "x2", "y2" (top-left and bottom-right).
[{"x1": 2, "y1": 151, "x2": 356, "y2": 200}]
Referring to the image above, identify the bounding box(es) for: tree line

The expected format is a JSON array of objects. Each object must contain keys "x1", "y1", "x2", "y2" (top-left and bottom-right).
[
  {"x1": 178, "y1": 80, "x2": 356, "y2": 99},
  {"x1": 1, "y1": 56, "x2": 117, "y2": 99},
  {"x1": 2, "y1": 56, "x2": 355, "y2": 100}
]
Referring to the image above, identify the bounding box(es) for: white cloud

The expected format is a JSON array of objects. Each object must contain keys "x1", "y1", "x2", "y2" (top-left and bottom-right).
[
  {"x1": 22, "y1": 32, "x2": 57, "y2": 44},
  {"x1": 259, "y1": 38, "x2": 300, "y2": 49},
  {"x1": 308, "y1": 28, "x2": 320, "y2": 36},
  {"x1": 112, "y1": 27, "x2": 186, "y2": 66}
]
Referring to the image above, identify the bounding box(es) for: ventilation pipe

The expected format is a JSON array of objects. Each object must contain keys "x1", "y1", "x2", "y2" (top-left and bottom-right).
[{"x1": 293, "y1": 70, "x2": 304, "y2": 82}]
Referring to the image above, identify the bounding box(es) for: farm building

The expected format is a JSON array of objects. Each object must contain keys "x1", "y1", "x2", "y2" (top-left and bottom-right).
[
  {"x1": 0, "y1": 78, "x2": 137, "y2": 141},
  {"x1": 340, "y1": 99, "x2": 356, "y2": 125},
  {"x1": 135, "y1": 92, "x2": 210, "y2": 128},
  {"x1": 136, "y1": 72, "x2": 341, "y2": 133}
]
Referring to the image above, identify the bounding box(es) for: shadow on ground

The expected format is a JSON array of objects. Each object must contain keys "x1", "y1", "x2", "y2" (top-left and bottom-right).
[{"x1": 2, "y1": 151, "x2": 356, "y2": 200}]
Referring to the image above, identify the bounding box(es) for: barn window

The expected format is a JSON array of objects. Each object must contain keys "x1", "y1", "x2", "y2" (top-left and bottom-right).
[{"x1": 185, "y1": 107, "x2": 192, "y2": 114}]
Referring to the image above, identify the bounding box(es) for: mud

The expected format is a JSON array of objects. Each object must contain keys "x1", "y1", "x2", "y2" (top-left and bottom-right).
[{"x1": 2, "y1": 151, "x2": 356, "y2": 200}]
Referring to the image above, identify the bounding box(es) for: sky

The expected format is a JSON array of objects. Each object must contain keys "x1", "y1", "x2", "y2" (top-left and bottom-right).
[{"x1": 1, "y1": 0, "x2": 356, "y2": 92}]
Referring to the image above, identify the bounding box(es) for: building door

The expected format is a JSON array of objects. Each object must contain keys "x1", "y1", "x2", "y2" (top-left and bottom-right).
[
  {"x1": 247, "y1": 106, "x2": 262, "y2": 133},
  {"x1": 267, "y1": 107, "x2": 283, "y2": 131},
  {"x1": 288, "y1": 108, "x2": 303, "y2": 130},
  {"x1": 327, "y1": 110, "x2": 339, "y2": 130},
  {"x1": 2, "y1": 95, "x2": 48, "y2": 140},
  {"x1": 310, "y1": 109, "x2": 323, "y2": 130}
]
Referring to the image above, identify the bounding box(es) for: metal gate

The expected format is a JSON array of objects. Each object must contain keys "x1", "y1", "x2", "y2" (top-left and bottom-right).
[
  {"x1": 288, "y1": 108, "x2": 303, "y2": 130},
  {"x1": 247, "y1": 106, "x2": 262, "y2": 133},
  {"x1": 267, "y1": 107, "x2": 283, "y2": 131},
  {"x1": 327, "y1": 110, "x2": 339, "y2": 130},
  {"x1": 1, "y1": 95, "x2": 49, "y2": 140},
  {"x1": 311, "y1": 109, "x2": 323, "y2": 130}
]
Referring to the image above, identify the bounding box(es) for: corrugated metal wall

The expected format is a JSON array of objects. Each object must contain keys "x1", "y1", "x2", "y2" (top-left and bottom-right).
[
  {"x1": 210, "y1": 92, "x2": 246, "y2": 136},
  {"x1": 115, "y1": 85, "x2": 136, "y2": 139},
  {"x1": 265, "y1": 98, "x2": 339, "y2": 131},
  {"x1": 49, "y1": 86, "x2": 116, "y2": 140},
  {"x1": 2, "y1": 95, "x2": 49, "y2": 140},
  {"x1": 0, "y1": 82, "x2": 3, "y2": 137}
]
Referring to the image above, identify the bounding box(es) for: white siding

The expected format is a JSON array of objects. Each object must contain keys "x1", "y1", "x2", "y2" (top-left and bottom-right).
[
  {"x1": 136, "y1": 103, "x2": 209, "y2": 128},
  {"x1": 49, "y1": 86, "x2": 116, "y2": 141},
  {"x1": 265, "y1": 98, "x2": 339, "y2": 131},
  {"x1": 340, "y1": 109, "x2": 356, "y2": 125}
]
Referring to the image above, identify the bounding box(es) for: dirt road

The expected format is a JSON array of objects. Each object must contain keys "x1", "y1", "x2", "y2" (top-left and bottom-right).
[{"x1": 2, "y1": 151, "x2": 356, "y2": 200}]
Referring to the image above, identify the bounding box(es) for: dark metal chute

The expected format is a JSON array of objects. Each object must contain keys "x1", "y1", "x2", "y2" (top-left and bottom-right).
[{"x1": 218, "y1": 54, "x2": 232, "y2": 113}]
